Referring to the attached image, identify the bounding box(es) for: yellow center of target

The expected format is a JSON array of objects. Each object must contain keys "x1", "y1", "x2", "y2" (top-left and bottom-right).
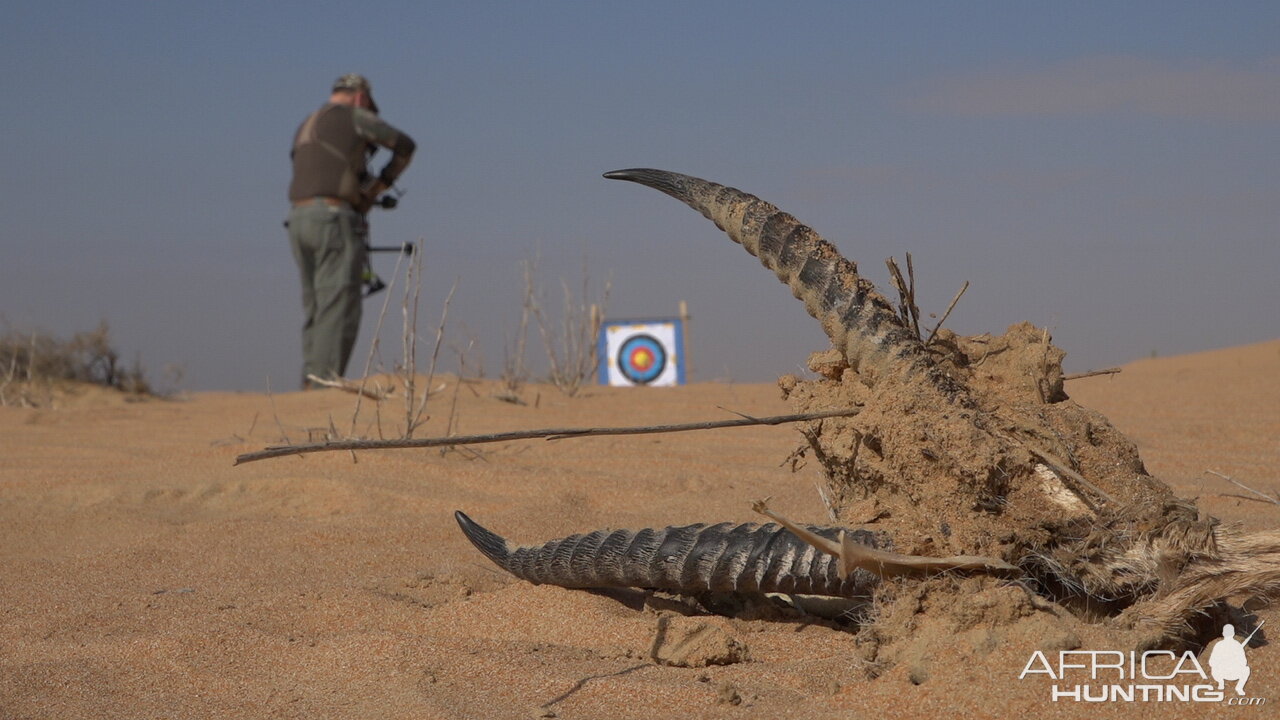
[{"x1": 631, "y1": 348, "x2": 653, "y2": 370}]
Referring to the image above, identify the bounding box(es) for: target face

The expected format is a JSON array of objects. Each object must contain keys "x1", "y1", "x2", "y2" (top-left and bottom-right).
[
  {"x1": 617, "y1": 334, "x2": 667, "y2": 384},
  {"x1": 599, "y1": 319, "x2": 685, "y2": 386}
]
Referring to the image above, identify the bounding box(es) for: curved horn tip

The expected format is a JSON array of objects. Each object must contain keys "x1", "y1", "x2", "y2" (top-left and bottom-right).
[
  {"x1": 454, "y1": 510, "x2": 512, "y2": 565},
  {"x1": 603, "y1": 168, "x2": 661, "y2": 181},
  {"x1": 453, "y1": 510, "x2": 488, "y2": 538},
  {"x1": 602, "y1": 168, "x2": 695, "y2": 198}
]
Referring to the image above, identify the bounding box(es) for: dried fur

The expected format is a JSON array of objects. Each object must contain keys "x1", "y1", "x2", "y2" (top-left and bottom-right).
[{"x1": 1132, "y1": 528, "x2": 1280, "y2": 640}]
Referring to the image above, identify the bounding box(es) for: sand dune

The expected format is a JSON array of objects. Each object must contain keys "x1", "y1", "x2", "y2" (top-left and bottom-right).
[{"x1": 2, "y1": 340, "x2": 1277, "y2": 718}]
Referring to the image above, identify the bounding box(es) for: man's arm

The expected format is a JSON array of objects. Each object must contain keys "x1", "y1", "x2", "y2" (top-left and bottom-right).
[{"x1": 352, "y1": 108, "x2": 416, "y2": 201}]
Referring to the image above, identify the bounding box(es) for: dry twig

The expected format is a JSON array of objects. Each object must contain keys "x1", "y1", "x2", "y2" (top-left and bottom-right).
[
  {"x1": 264, "y1": 376, "x2": 292, "y2": 446},
  {"x1": 349, "y1": 245, "x2": 407, "y2": 436},
  {"x1": 1063, "y1": 367, "x2": 1122, "y2": 381},
  {"x1": 1207, "y1": 470, "x2": 1280, "y2": 507},
  {"x1": 306, "y1": 374, "x2": 391, "y2": 400},
  {"x1": 527, "y1": 254, "x2": 612, "y2": 396},
  {"x1": 885, "y1": 256, "x2": 922, "y2": 340},
  {"x1": 404, "y1": 276, "x2": 457, "y2": 438},
  {"x1": 501, "y1": 259, "x2": 536, "y2": 397},
  {"x1": 234, "y1": 407, "x2": 863, "y2": 465},
  {"x1": 925, "y1": 281, "x2": 969, "y2": 346}
]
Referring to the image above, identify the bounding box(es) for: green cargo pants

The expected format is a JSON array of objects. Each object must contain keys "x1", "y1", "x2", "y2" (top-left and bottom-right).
[{"x1": 287, "y1": 200, "x2": 367, "y2": 385}]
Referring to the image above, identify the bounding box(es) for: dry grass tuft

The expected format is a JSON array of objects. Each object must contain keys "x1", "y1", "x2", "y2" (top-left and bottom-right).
[{"x1": 0, "y1": 321, "x2": 163, "y2": 406}]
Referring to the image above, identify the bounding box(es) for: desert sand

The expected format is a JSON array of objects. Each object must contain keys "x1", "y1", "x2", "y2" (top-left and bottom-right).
[{"x1": 2, "y1": 339, "x2": 1278, "y2": 719}]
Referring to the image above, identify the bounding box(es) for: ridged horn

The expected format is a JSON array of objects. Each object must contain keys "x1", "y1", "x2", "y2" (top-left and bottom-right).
[
  {"x1": 454, "y1": 511, "x2": 882, "y2": 599},
  {"x1": 603, "y1": 168, "x2": 929, "y2": 383}
]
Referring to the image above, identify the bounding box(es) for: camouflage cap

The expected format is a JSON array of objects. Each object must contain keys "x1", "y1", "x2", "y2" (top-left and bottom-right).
[
  {"x1": 332, "y1": 73, "x2": 372, "y2": 93},
  {"x1": 332, "y1": 73, "x2": 379, "y2": 113}
]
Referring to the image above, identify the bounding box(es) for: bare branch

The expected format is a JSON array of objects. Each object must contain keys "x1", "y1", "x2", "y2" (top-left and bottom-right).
[
  {"x1": 264, "y1": 376, "x2": 291, "y2": 446},
  {"x1": 885, "y1": 256, "x2": 921, "y2": 340},
  {"x1": 526, "y1": 253, "x2": 611, "y2": 396},
  {"x1": 349, "y1": 245, "x2": 406, "y2": 436},
  {"x1": 306, "y1": 374, "x2": 391, "y2": 400},
  {"x1": 408, "y1": 277, "x2": 458, "y2": 437},
  {"x1": 1207, "y1": 470, "x2": 1280, "y2": 507},
  {"x1": 1063, "y1": 367, "x2": 1122, "y2": 381},
  {"x1": 400, "y1": 246, "x2": 424, "y2": 436},
  {"x1": 500, "y1": 258, "x2": 535, "y2": 396},
  {"x1": 925, "y1": 281, "x2": 969, "y2": 346},
  {"x1": 233, "y1": 407, "x2": 863, "y2": 465},
  {"x1": 905, "y1": 252, "x2": 922, "y2": 340}
]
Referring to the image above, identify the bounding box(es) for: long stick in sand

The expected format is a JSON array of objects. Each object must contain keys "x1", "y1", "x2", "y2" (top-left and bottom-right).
[{"x1": 233, "y1": 407, "x2": 862, "y2": 465}]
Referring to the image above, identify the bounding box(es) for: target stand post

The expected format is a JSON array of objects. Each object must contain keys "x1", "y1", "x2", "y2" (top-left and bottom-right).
[{"x1": 597, "y1": 316, "x2": 687, "y2": 387}]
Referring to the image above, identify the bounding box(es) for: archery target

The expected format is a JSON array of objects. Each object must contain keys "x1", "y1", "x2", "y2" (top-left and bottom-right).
[
  {"x1": 600, "y1": 320, "x2": 684, "y2": 386},
  {"x1": 618, "y1": 334, "x2": 666, "y2": 384}
]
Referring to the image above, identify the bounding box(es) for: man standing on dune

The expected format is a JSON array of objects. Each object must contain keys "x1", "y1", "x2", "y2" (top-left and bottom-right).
[{"x1": 286, "y1": 73, "x2": 416, "y2": 388}]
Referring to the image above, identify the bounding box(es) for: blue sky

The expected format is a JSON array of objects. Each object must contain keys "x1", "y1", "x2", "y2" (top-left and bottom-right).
[{"x1": 2, "y1": 2, "x2": 1277, "y2": 390}]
